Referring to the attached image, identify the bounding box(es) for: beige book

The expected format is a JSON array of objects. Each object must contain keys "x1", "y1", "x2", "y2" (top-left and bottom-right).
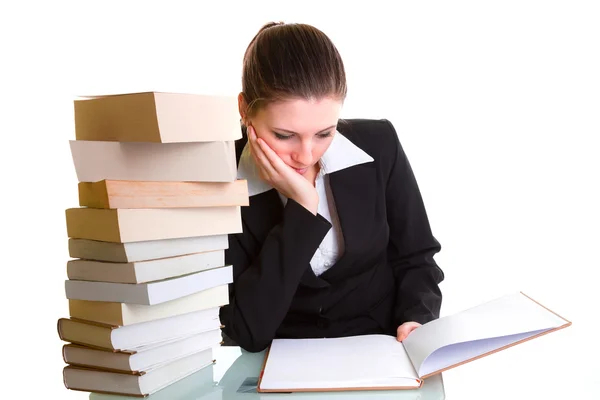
[
  {"x1": 68, "y1": 285, "x2": 229, "y2": 326},
  {"x1": 78, "y1": 179, "x2": 249, "y2": 209},
  {"x1": 70, "y1": 140, "x2": 237, "y2": 182},
  {"x1": 65, "y1": 207, "x2": 242, "y2": 243},
  {"x1": 63, "y1": 347, "x2": 215, "y2": 396},
  {"x1": 67, "y1": 250, "x2": 225, "y2": 284},
  {"x1": 62, "y1": 329, "x2": 223, "y2": 373},
  {"x1": 68, "y1": 235, "x2": 229, "y2": 263},
  {"x1": 74, "y1": 92, "x2": 241, "y2": 143}
]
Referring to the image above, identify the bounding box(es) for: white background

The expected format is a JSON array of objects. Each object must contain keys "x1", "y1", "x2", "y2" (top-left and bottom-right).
[{"x1": 1, "y1": 1, "x2": 598, "y2": 399}]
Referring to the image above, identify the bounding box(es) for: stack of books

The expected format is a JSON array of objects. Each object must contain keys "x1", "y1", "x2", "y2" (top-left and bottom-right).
[{"x1": 56, "y1": 92, "x2": 248, "y2": 397}]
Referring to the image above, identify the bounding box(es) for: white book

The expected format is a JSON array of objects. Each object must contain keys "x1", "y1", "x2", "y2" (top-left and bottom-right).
[
  {"x1": 68, "y1": 285, "x2": 229, "y2": 326},
  {"x1": 65, "y1": 265, "x2": 232, "y2": 305},
  {"x1": 58, "y1": 307, "x2": 221, "y2": 351},
  {"x1": 70, "y1": 140, "x2": 237, "y2": 182},
  {"x1": 68, "y1": 235, "x2": 229, "y2": 262},
  {"x1": 257, "y1": 292, "x2": 571, "y2": 392},
  {"x1": 89, "y1": 363, "x2": 219, "y2": 400},
  {"x1": 64, "y1": 347, "x2": 215, "y2": 396},
  {"x1": 63, "y1": 329, "x2": 223, "y2": 372},
  {"x1": 67, "y1": 250, "x2": 225, "y2": 284}
]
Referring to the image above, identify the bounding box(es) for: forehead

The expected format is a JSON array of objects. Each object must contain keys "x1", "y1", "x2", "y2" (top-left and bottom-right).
[{"x1": 257, "y1": 97, "x2": 342, "y2": 133}]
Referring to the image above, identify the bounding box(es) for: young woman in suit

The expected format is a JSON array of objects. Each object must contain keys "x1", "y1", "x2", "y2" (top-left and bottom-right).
[{"x1": 219, "y1": 22, "x2": 445, "y2": 352}]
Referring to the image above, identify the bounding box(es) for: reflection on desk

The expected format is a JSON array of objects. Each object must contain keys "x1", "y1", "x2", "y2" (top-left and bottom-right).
[{"x1": 89, "y1": 346, "x2": 445, "y2": 400}]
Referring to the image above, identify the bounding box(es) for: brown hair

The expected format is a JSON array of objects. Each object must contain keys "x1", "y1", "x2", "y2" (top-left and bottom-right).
[{"x1": 241, "y1": 22, "x2": 347, "y2": 118}]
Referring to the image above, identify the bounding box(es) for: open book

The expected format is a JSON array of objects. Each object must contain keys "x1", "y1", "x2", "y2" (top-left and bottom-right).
[{"x1": 257, "y1": 292, "x2": 571, "y2": 392}]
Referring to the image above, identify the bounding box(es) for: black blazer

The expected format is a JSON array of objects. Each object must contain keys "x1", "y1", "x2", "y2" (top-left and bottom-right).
[{"x1": 219, "y1": 118, "x2": 444, "y2": 352}]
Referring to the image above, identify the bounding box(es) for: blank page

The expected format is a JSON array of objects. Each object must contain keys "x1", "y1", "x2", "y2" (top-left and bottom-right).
[
  {"x1": 419, "y1": 328, "x2": 549, "y2": 377},
  {"x1": 402, "y1": 292, "x2": 569, "y2": 377},
  {"x1": 259, "y1": 334, "x2": 421, "y2": 391}
]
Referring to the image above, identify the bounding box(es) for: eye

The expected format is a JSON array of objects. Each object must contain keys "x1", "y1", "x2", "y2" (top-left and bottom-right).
[
  {"x1": 317, "y1": 131, "x2": 333, "y2": 139},
  {"x1": 273, "y1": 132, "x2": 292, "y2": 140}
]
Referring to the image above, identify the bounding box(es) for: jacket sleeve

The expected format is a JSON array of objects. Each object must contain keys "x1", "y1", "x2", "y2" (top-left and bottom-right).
[
  {"x1": 219, "y1": 198, "x2": 331, "y2": 352},
  {"x1": 383, "y1": 119, "x2": 445, "y2": 327}
]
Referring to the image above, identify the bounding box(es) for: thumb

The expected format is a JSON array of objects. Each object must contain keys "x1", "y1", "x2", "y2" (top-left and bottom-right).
[
  {"x1": 396, "y1": 325, "x2": 410, "y2": 342},
  {"x1": 396, "y1": 322, "x2": 421, "y2": 342}
]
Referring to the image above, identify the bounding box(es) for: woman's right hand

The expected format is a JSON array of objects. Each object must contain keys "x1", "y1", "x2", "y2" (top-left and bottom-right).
[{"x1": 247, "y1": 125, "x2": 319, "y2": 215}]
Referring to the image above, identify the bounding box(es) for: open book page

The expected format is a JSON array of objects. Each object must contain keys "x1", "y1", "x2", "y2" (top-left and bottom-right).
[
  {"x1": 259, "y1": 334, "x2": 420, "y2": 391},
  {"x1": 402, "y1": 292, "x2": 569, "y2": 377}
]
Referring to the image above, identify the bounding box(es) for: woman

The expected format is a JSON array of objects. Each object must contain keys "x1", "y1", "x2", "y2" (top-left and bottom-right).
[{"x1": 219, "y1": 22, "x2": 444, "y2": 353}]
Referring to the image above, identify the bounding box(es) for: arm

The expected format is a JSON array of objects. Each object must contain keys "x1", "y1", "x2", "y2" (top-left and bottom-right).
[
  {"x1": 220, "y1": 199, "x2": 331, "y2": 352},
  {"x1": 383, "y1": 119, "x2": 445, "y2": 327}
]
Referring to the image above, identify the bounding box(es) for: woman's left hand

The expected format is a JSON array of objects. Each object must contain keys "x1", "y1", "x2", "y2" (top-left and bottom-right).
[{"x1": 396, "y1": 321, "x2": 422, "y2": 342}]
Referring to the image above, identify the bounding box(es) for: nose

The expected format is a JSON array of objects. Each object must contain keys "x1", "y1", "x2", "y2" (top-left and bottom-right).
[{"x1": 292, "y1": 141, "x2": 313, "y2": 166}]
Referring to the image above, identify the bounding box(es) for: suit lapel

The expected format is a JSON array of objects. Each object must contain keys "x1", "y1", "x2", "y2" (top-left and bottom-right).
[
  {"x1": 320, "y1": 162, "x2": 378, "y2": 282},
  {"x1": 237, "y1": 146, "x2": 378, "y2": 288}
]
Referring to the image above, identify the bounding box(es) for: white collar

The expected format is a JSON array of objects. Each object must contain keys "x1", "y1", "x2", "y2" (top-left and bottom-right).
[{"x1": 237, "y1": 131, "x2": 374, "y2": 197}]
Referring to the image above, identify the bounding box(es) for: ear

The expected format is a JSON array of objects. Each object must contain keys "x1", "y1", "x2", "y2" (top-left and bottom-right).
[{"x1": 238, "y1": 92, "x2": 248, "y2": 125}]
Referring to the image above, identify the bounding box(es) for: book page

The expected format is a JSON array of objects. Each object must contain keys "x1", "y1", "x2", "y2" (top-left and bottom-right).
[
  {"x1": 418, "y1": 328, "x2": 549, "y2": 377},
  {"x1": 259, "y1": 334, "x2": 421, "y2": 391},
  {"x1": 402, "y1": 292, "x2": 569, "y2": 377}
]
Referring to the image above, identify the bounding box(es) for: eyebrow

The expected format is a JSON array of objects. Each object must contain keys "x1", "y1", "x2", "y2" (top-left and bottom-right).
[{"x1": 272, "y1": 125, "x2": 337, "y2": 135}]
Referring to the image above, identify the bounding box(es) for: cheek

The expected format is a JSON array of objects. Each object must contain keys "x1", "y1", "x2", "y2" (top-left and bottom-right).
[
  {"x1": 262, "y1": 137, "x2": 291, "y2": 160},
  {"x1": 313, "y1": 141, "x2": 333, "y2": 159}
]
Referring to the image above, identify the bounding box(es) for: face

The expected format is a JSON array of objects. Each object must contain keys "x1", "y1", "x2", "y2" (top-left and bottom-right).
[{"x1": 240, "y1": 95, "x2": 343, "y2": 176}]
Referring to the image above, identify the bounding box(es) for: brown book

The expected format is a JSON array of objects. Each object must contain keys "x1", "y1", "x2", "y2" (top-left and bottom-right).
[
  {"x1": 74, "y1": 92, "x2": 241, "y2": 143},
  {"x1": 65, "y1": 207, "x2": 242, "y2": 243},
  {"x1": 78, "y1": 179, "x2": 249, "y2": 209}
]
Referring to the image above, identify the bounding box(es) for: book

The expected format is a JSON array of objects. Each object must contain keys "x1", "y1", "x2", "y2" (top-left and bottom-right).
[
  {"x1": 74, "y1": 92, "x2": 241, "y2": 143},
  {"x1": 65, "y1": 207, "x2": 242, "y2": 243},
  {"x1": 67, "y1": 250, "x2": 225, "y2": 284},
  {"x1": 62, "y1": 329, "x2": 223, "y2": 372},
  {"x1": 58, "y1": 307, "x2": 221, "y2": 351},
  {"x1": 63, "y1": 346, "x2": 215, "y2": 396},
  {"x1": 69, "y1": 140, "x2": 237, "y2": 182},
  {"x1": 68, "y1": 285, "x2": 229, "y2": 326},
  {"x1": 257, "y1": 292, "x2": 571, "y2": 392},
  {"x1": 89, "y1": 363, "x2": 219, "y2": 400},
  {"x1": 78, "y1": 179, "x2": 249, "y2": 209},
  {"x1": 65, "y1": 265, "x2": 233, "y2": 305},
  {"x1": 68, "y1": 235, "x2": 229, "y2": 263}
]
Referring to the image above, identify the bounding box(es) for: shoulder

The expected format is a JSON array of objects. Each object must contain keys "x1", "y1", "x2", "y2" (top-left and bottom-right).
[{"x1": 336, "y1": 118, "x2": 402, "y2": 169}]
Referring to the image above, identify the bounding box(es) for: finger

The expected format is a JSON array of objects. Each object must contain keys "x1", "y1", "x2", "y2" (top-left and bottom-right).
[
  {"x1": 256, "y1": 136, "x2": 289, "y2": 173},
  {"x1": 248, "y1": 126, "x2": 276, "y2": 177}
]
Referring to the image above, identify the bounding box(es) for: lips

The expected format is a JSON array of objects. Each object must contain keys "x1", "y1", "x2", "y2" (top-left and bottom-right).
[{"x1": 293, "y1": 167, "x2": 308, "y2": 174}]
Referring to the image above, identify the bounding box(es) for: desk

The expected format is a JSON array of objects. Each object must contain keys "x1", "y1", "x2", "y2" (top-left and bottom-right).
[{"x1": 89, "y1": 347, "x2": 445, "y2": 399}]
